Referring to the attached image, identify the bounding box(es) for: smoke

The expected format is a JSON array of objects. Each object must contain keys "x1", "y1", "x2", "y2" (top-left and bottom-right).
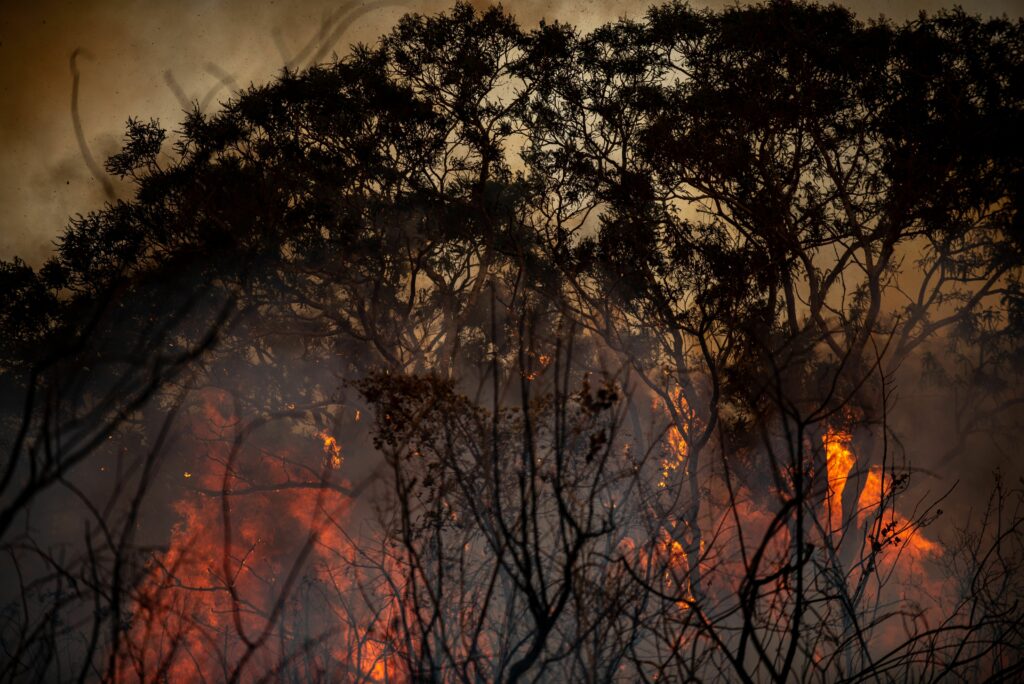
[
  {"x1": 0, "y1": 2, "x2": 1021, "y2": 679},
  {"x1": 3, "y1": 0, "x2": 1022, "y2": 264}
]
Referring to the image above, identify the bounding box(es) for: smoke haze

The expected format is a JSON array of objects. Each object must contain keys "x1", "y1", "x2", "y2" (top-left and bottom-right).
[{"x1": 2, "y1": 0, "x2": 1022, "y2": 263}]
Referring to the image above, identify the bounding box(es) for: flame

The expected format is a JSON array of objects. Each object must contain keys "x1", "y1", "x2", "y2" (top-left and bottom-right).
[
  {"x1": 822, "y1": 428, "x2": 940, "y2": 558},
  {"x1": 657, "y1": 528, "x2": 704, "y2": 605},
  {"x1": 116, "y1": 391, "x2": 401, "y2": 682},
  {"x1": 319, "y1": 430, "x2": 343, "y2": 470},
  {"x1": 857, "y1": 465, "x2": 942, "y2": 559},
  {"x1": 619, "y1": 528, "x2": 701, "y2": 609},
  {"x1": 659, "y1": 388, "x2": 693, "y2": 488},
  {"x1": 522, "y1": 353, "x2": 553, "y2": 381},
  {"x1": 823, "y1": 428, "x2": 856, "y2": 532},
  {"x1": 856, "y1": 465, "x2": 885, "y2": 522},
  {"x1": 116, "y1": 389, "x2": 948, "y2": 680}
]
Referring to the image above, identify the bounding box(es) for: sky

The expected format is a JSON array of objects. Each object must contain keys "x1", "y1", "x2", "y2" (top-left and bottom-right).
[{"x1": 1, "y1": 0, "x2": 1021, "y2": 265}]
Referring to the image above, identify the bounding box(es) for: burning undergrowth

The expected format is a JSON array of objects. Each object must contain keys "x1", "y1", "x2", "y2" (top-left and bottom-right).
[{"x1": 1, "y1": 1, "x2": 1023, "y2": 681}]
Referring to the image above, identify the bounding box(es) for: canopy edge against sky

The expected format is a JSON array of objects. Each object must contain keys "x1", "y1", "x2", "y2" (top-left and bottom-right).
[{"x1": 1, "y1": 0, "x2": 1020, "y2": 264}]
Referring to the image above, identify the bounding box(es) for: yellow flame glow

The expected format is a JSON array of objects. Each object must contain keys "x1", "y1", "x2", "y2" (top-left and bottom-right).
[
  {"x1": 319, "y1": 431, "x2": 343, "y2": 470},
  {"x1": 659, "y1": 388, "x2": 691, "y2": 487},
  {"x1": 823, "y1": 428, "x2": 855, "y2": 532}
]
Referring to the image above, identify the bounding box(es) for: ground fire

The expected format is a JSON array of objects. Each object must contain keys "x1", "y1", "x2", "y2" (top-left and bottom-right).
[{"x1": 1, "y1": 1, "x2": 1021, "y2": 681}]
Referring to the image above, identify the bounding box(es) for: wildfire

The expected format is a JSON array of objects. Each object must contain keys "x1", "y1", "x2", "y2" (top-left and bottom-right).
[
  {"x1": 857, "y1": 465, "x2": 884, "y2": 522},
  {"x1": 857, "y1": 465, "x2": 942, "y2": 559},
  {"x1": 319, "y1": 430, "x2": 344, "y2": 469},
  {"x1": 659, "y1": 388, "x2": 692, "y2": 488},
  {"x1": 522, "y1": 353, "x2": 552, "y2": 381},
  {"x1": 117, "y1": 395, "x2": 943, "y2": 682},
  {"x1": 821, "y1": 427, "x2": 941, "y2": 564},
  {"x1": 658, "y1": 528, "x2": 702, "y2": 605},
  {"x1": 620, "y1": 528, "x2": 701, "y2": 609},
  {"x1": 823, "y1": 427, "x2": 856, "y2": 533},
  {"x1": 116, "y1": 391, "x2": 401, "y2": 682}
]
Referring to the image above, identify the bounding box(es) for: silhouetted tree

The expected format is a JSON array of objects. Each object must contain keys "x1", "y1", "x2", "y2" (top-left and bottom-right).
[{"x1": 1, "y1": 2, "x2": 1021, "y2": 682}]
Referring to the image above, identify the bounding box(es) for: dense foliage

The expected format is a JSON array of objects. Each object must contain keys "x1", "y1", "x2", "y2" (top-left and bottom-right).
[{"x1": 1, "y1": 2, "x2": 1021, "y2": 681}]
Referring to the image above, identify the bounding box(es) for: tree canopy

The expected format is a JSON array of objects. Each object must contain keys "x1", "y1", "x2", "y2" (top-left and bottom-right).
[{"x1": 1, "y1": 2, "x2": 1022, "y2": 681}]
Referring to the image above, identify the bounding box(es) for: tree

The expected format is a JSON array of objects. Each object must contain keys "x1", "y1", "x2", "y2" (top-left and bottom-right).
[{"x1": 0, "y1": 2, "x2": 1021, "y2": 681}]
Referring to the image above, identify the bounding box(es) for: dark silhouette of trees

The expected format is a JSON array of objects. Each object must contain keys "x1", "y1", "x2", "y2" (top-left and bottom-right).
[{"x1": 0, "y1": 1, "x2": 1021, "y2": 681}]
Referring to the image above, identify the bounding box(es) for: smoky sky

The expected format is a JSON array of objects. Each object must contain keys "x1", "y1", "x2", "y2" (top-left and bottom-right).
[{"x1": 1, "y1": 0, "x2": 1020, "y2": 265}]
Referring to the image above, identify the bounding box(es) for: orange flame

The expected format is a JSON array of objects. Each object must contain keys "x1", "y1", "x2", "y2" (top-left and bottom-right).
[
  {"x1": 319, "y1": 430, "x2": 343, "y2": 470},
  {"x1": 823, "y1": 427, "x2": 856, "y2": 532},
  {"x1": 659, "y1": 388, "x2": 693, "y2": 488},
  {"x1": 522, "y1": 353, "x2": 552, "y2": 381},
  {"x1": 857, "y1": 465, "x2": 942, "y2": 559},
  {"x1": 118, "y1": 389, "x2": 950, "y2": 680},
  {"x1": 116, "y1": 391, "x2": 401, "y2": 682}
]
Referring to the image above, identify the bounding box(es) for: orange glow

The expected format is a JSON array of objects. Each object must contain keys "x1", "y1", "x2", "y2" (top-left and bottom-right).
[
  {"x1": 857, "y1": 465, "x2": 941, "y2": 559},
  {"x1": 319, "y1": 430, "x2": 343, "y2": 469},
  {"x1": 522, "y1": 353, "x2": 553, "y2": 381},
  {"x1": 658, "y1": 528, "x2": 706, "y2": 606},
  {"x1": 620, "y1": 527, "x2": 701, "y2": 610},
  {"x1": 116, "y1": 390, "x2": 401, "y2": 682},
  {"x1": 118, "y1": 390, "x2": 947, "y2": 681},
  {"x1": 659, "y1": 388, "x2": 692, "y2": 488},
  {"x1": 823, "y1": 428, "x2": 856, "y2": 533},
  {"x1": 821, "y1": 428, "x2": 940, "y2": 559},
  {"x1": 856, "y1": 465, "x2": 885, "y2": 523}
]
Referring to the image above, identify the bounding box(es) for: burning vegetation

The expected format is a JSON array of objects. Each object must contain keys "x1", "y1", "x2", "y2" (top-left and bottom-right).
[{"x1": 1, "y1": 1, "x2": 1023, "y2": 681}]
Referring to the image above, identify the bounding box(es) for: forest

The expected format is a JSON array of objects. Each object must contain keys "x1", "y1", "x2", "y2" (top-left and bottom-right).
[{"x1": 0, "y1": 1, "x2": 1022, "y2": 681}]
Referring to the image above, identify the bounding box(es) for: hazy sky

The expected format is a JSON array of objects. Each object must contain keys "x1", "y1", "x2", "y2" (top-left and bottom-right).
[{"x1": 1, "y1": 0, "x2": 1020, "y2": 264}]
